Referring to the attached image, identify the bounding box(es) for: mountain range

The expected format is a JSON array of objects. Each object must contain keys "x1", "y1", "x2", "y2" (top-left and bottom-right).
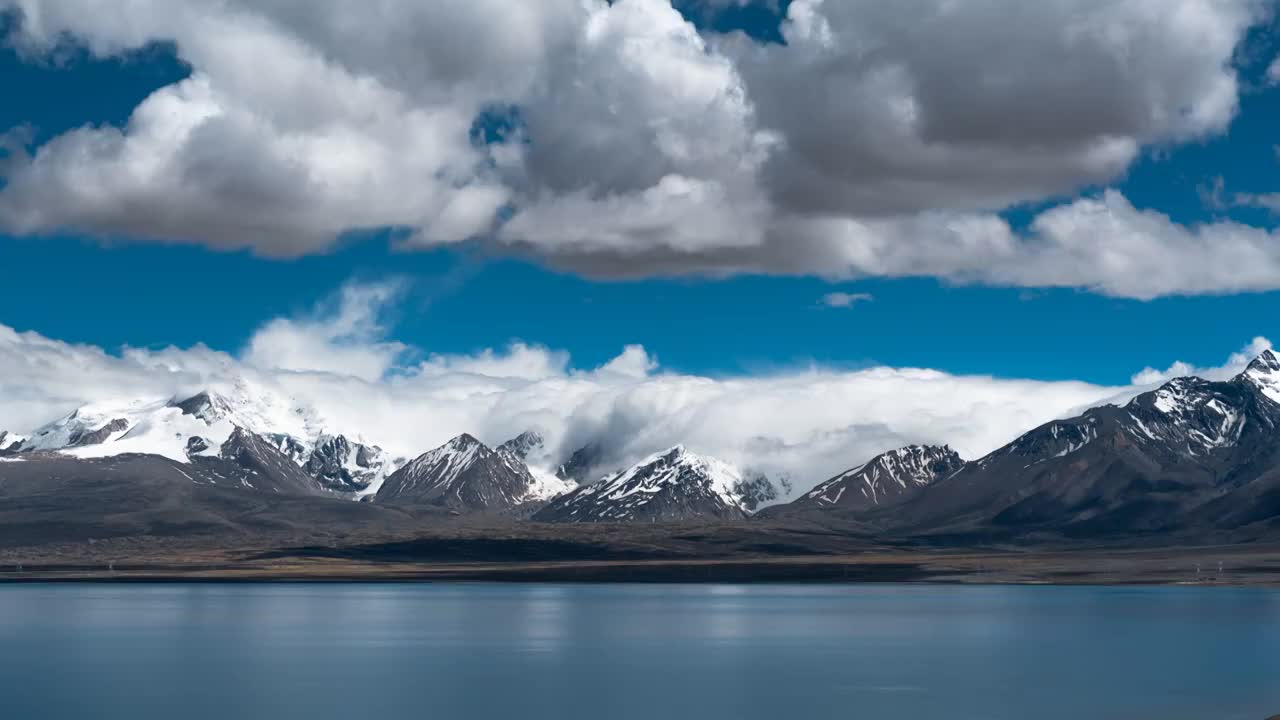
[{"x1": 6, "y1": 351, "x2": 1280, "y2": 545}]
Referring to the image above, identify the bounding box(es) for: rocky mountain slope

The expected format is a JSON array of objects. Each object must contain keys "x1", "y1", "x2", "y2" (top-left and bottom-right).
[
  {"x1": 534, "y1": 446, "x2": 755, "y2": 523},
  {"x1": 783, "y1": 350, "x2": 1280, "y2": 541},
  {"x1": 198, "y1": 427, "x2": 328, "y2": 496},
  {"x1": 787, "y1": 445, "x2": 964, "y2": 513},
  {"x1": 9, "y1": 351, "x2": 1280, "y2": 542},
  {"x1": 0, "y1": 452, "x2": 418, "y2": 548},
  {"x1": 555, "y1": 441, "x2": 607, "y2": 485},
  {"x1": 375, "y1": 433, "x2": 573, "y2": 513}
]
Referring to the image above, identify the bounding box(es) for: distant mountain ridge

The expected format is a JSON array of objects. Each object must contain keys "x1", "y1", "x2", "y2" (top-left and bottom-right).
[
  {"x1": 10, "y1": 385, "x2": 401, "y2": 497},
  {"x1": 8, "y1": 350, "x2": 1280, "y2": 539},
  {"x1": 772, "y1": 349, "x2": 1280, "y2": 541}
]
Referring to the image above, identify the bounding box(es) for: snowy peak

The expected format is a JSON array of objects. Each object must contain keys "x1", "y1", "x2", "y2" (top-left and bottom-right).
[
  {"x1": 1239, "y1": 349, "x2": 1280, "y2": 405},
  {"x1": 498, "y1": 431, "x2": 545, "y2": 461},
  {"x1": 532, "y1": 446, "x2": 749, "y2": 523},
  {"x1": 208, "y1": 427, "x2": 326, "y2": 496},
  {"x1": 1243, "y1": 348, "x2": 1280, "y2": 377},
  {"x1": 170, "y1": 383, "x2": 323, "y2": 442},
  {"x1": 388, "y1": 433, "x2": 490, "y2": 490},
  {"x1": 172, "y1": 391, "x2": 233, "y2": 423},
  {"x1": 0, "y1": 430, "x2": 23, "y2": 452},
  {"x1": 374, "y1": 433, "x2": 560, "y2": 512},
  {"x1": 1120, "y1": 373, "x2": 1280, "y2": 456},
  {"x1": 732, "y1": 472, "x2": 792, "y2": 512},
  {"x1": 303, "y1": 434, "x2": 400, "y2": 496},
  {"x1": 799, "y1": 444, "x2": 964, "y2": 510},
  {"x1": 8, "y1": 384, "x2": 404, "y2": 497},
  {"x1": 497, "y1": 430, "x2": 574, "y2": 503},
  {"x1": 18, "y1": 398, "x2": 161, "y2": 454}
]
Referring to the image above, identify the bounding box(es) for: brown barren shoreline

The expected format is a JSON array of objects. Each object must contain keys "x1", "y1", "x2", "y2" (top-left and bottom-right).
[{"x1": 4, "y1": 543, "x2": 1280, "y2": 586}]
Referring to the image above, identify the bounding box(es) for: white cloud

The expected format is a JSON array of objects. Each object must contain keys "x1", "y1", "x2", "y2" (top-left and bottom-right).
[
  {"x1": 418, "y1": 343, "x2": 570, "y2": 381},
  {"x1": 0, "y1": 0, "x2": 1275, "y2": 298},
  {"x1": 820, "y1": 292, "x2": 874, "y2": 308},
  {"x1": 242, "y1": 281, "x2": 409, "y2": 381},
  {"x1": 1234, "y1": 192, "x2": 1280, "y2": 214},
  {"x1": 1129, "y1": 336, "x2": 1272, "y2": 385},
  {"x1": 762, "y1": 191, "x2": 1280, "y2": 300},
  {"x1": 727, "y1": 0, "x2": 1255, "y2": 218},
  {"x1": 1, "y1": 282, "x2": 1270, "y2": 492}
]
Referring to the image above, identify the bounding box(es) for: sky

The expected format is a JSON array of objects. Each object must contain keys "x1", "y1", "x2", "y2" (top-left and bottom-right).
[{"x1": 3, "y1": 0, "x2": 1280, "y2": 487}]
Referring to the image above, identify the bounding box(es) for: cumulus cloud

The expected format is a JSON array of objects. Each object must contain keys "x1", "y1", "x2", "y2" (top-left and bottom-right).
[
  {"x1": 1129, "y1": 336, "x2": 1273, "y2": 386},
  {"x1": 820, "y1": 292, "x2": 874, "y2": 308},
  {"x1": 1, "y1": 281, "x2": 1271, "y2": 492},
  {"x1": 728, "y1": 0, "x2": 1254, "y2": 217},
  {"x1": 768, "y1": 191, "x2": 1280, "y2": 300},
  {"x1": 0, "y1": 0, "x2": 1276, "y2": 298},
  {"x1": 242, "y1": 281, "x2": 410, "y2": 381}
]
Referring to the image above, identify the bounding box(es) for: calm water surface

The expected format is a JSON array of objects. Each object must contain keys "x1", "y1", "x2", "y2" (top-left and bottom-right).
[{"x1": 0, "y1": 583, "x2": 1277, "y2": 720}]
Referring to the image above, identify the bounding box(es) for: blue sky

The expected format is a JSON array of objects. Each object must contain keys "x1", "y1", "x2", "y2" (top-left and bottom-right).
[{"x1": 2, "y1": 0, "x2": 1280, "y2": 386}]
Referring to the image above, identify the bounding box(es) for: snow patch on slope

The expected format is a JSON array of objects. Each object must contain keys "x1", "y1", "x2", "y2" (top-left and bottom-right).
[
  {"x1": 526, "y1": 465, "x2": 577, "y2": 502},
  {"x1": 806, "y1": 445, "x2": 961, "y2": 506},
  {"x1": 595, "y1": 445, "x2": 745, "y2": 509}
]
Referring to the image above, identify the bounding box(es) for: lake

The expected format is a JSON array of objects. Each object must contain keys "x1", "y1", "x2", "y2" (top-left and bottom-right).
[{"x1": 0, "y1": 583, "x2": 1276, "y2": 719}]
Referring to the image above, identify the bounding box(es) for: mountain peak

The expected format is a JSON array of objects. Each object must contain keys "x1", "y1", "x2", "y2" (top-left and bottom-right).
[
  {"x1": 1247, "y1": 348, "x2": 1280, "y2": 373},
  {"x1": 376, "y1": 432, "x2": 554, "y2": 512},
  {"x1": 449, "y1": 433, "x2": 485, "y2": 449},
  {"x1": 533, "y1": 446, "x2": 747, "y2": 523},
  {"x1": 791, "y1": 443, "x2": 965, "y2": 512},
  {"x1": 172, "y1": 390, "x2": 231, "y2": 422},
  {"x1": 1240, "y1": 348, "x2": 1280, "y2": 405},
  {"x1": 498, "y1": 431, "x2": 545, "y2": 461}
]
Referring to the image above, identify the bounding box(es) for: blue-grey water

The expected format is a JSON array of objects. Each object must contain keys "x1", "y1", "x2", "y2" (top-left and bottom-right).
[{"x1": 1, "y1": 584, "x2": 1277, "y2": 720}]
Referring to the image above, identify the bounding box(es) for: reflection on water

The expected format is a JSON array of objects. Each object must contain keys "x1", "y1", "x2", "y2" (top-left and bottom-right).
[{"x1": 0, "y1": 584, "x2": 1277, "y2": 720}]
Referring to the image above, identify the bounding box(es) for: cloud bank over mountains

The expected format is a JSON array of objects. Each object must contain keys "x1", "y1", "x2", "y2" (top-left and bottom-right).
[
  {"x1": 0, "y1": 281, "x2": 1269, "y2": 491},
  {"x1": 2, "y1": 0, "x2": 1279, "y2": 298}
]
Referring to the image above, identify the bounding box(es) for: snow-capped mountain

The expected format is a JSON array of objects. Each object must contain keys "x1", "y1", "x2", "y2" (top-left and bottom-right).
[
  {"x1": 203, "y1": 427, "x2": 327, "y2": 496},
  {"x1": 495, "y1": 430, "x2": 577, "y2": 505},
  {"x1": 840, "y1": 349, "x2": 1280, "y2": 537},
  {"x1": 13, "y1": 349, "x2": 1280, "y2": 537},
  {"x1": 498, "y1": 431, "x2": 545, "y2": 462},
  {"x1": 793, "y1": 445, "x2": 964, "y2": 512},
  {"x1": 0, "y1": 430, "x2": 25, "y2": 452},
  {"x1": 732, "y1": 472, "x2": 792, "y2": 512},
  {"x1": 18, "y1": 381, "x2": 323, "y2": 463},
  {"x1": 533, "y1": 446, "x2": 753, "y2": 523},
  {"x1": 375, "y1": 433, "x2": 572, "y2": 512},
  {"x1": 8, "y1": 382, "x2": 403, "y2": 497},
  {"x1": 1240, "y1": 347, "x2": 1280, "y2": 404},
  {"x1": 302, "y1": 435, "x2": 402, "y2": 496}
]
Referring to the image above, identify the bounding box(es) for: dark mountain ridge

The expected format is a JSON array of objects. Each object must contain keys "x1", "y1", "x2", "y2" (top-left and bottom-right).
[
  {"x1": 8, "y1": 352, "x2": 1280, "y2": 547},
  {"x1": 791, "y1": 350, "x2": 1280, "y2": 541},
  {"x1": 374, "y1": 433, "x2": 547, "y2": 513}
]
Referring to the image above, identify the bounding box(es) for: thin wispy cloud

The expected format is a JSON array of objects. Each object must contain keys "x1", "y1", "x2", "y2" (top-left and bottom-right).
[{"x1": 819, "y1": 292, "x2": 874, "y2": 309}]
